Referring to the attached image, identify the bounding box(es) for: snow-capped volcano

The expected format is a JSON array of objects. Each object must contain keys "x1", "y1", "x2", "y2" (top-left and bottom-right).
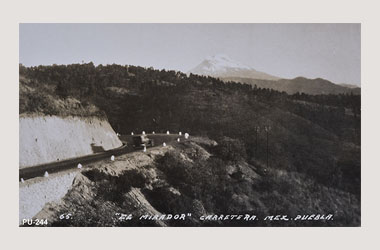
[{"x1": 188, "y1": 54, "x2": 279, "y2": 80}]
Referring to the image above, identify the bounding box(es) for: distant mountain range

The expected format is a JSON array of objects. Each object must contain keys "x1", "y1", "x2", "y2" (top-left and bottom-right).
[
  {"x1": 222, "y1": 76, "x2": 361, "y2": 95},
  {"x1": 188, "y1": 54, "x2": 360, "y2": 95}
]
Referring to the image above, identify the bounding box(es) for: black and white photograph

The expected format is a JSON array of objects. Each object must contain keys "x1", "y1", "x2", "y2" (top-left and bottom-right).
[
  {"x1": 18, "y1": 23, "x2": 361, "y2": 227},
  {"x1": 4, "y1": 0, "x2": 380, "y2": 249}
]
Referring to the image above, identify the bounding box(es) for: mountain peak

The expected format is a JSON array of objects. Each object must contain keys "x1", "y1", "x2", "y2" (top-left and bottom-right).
[
  {"x1": 189, "y1": 54, "x2": 279, "y2": 81},
  {"x1": 202, "y1": 54, "x2": 252, "y2": 71}
]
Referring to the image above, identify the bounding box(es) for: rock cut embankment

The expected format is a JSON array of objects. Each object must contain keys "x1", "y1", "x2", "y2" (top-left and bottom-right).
[{"x1": 19, "y1": 115, "x2": 122, "y2": 168}]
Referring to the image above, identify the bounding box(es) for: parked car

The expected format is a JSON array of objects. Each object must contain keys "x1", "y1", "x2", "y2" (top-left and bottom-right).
[{"x1": 132, "y1": 135, "x2": 154, "y2": 148}]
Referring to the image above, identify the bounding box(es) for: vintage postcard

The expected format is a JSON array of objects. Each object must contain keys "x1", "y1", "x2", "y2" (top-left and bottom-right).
[{"x1": 19, "y1": 23, "x2": 361, "y2": 227}]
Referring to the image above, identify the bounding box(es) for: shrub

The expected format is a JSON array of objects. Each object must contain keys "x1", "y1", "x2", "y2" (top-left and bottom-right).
[{"x1": 214, "y1": 137, "x2": 247, "y2": 162}]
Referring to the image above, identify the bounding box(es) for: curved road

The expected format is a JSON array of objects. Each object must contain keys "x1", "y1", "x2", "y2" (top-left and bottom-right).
[{"x1": 19, "y1": 134, "x2": 183, "y2": 181}]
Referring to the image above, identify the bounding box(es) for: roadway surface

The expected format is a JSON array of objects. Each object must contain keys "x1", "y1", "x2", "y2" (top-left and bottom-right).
[{"x1": 19, "y1": 134, "x2": 183, "y2": 181}]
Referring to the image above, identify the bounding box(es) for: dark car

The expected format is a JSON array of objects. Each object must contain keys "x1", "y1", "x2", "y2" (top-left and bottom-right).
[{"x1": 132, "y1": 135, "x2": 154, "y2": 148}]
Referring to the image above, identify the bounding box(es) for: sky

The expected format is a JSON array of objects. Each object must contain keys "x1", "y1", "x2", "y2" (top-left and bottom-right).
[{"x1": 19, "y1": 23, "x2": 361, "y2": 86}]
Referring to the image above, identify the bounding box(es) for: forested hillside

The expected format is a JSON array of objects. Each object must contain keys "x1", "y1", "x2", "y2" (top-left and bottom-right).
[{"x1": 19, "y1": 63, "x2": 361, "y2": 226}]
